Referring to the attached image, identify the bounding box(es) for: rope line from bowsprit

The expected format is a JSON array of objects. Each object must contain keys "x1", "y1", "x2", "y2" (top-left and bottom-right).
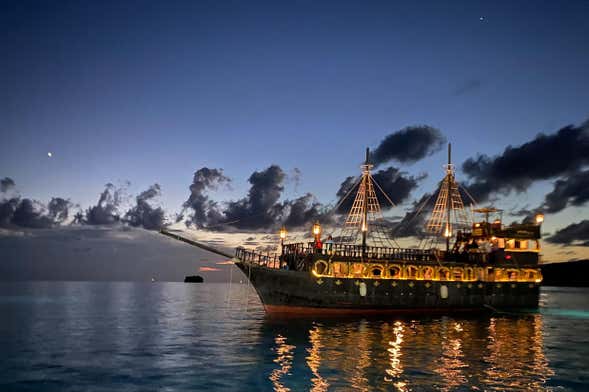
[{"x1": 159, "y1": 229, "x2": 234, "y2": 258}]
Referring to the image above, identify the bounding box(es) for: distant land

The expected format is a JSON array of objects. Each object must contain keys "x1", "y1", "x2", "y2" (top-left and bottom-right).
[{"x1": 541, "y1": 260, "x2": 589, "y2": 287}]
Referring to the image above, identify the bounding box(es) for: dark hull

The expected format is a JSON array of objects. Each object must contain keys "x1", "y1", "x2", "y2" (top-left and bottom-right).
[{"x1": 236, "y1": 262, "x2": 540, "y2": 315}]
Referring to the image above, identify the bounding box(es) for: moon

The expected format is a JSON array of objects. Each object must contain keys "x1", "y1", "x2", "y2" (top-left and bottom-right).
[
  {"x1": 479, "y1": 16, "x2": 485, "y2": 21},
  {"x1": 47, "y1": 152, "x2": 52, "y2": 158}
]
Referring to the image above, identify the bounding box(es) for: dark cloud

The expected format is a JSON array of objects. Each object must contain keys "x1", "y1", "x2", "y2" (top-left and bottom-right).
[
  {"x1": 125, "y1": 184, "x2": 166, "y2": 230},
  {"x1": 372, "y1": 125, "x2": 446, "y2": 167},
  {"x1": 335, "y1": 176, "x2": 357, "y2": 214},
  {"x1": 335, "y1": 167, "x2": 425, "y2": 214},
  {"x1": 546, "y1": 220, "x2": 589, "y2": 246},
  {"x1": 282, "y1": 193, "x2": 326, "y2": 228},
  {"x1": 48, "y1": 197, "x2": 72, "y2": 223},
  {"x1": 0, "y1": 198, "x2": 20, "y2": 226},
  {"x1": 224, "y1": 165, "x2": 285, "y2": 230},
  {"x1": 290, "y1": 167, "x2": 302, "y2": 194},
  {"x1": 453, "y1": 79, "x2": 482, "y2": 96},
  {"x1": 84, "y1": 183, "x2": 124, "y2": 225},
  {"x1": 1, "y1": 178, "x2": 71, "y2": 228},
  {"x1": 183, "y1": 168, "x2": 230, "y2": 228},
  {"x1": 392, "y1": 192, "x2": 437, "y2": 238},
  {"x1": 1, "y1": 177, "x2": 15, "y2": 193},
  {"x1": 508, "y1": 208, "x2": 538, "y2": 224},
  {"x1": 462, "y1": 122, "x2": 589, "y2": 203},
  {"x1": 11, "y1": 199, "x2": 54, "y2": 228},
  {"x1": 542, "y1": 169, "x2": 589, "y2": 214}
]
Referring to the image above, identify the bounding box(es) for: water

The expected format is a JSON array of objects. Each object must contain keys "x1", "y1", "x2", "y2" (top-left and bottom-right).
[{"x1": 1, "y1": 283, "x2": 588, "y2": 391}]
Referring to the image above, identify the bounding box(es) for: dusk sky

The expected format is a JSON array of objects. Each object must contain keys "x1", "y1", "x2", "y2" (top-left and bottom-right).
[{"x1": 2, "y1": 0, "x2": 589, "y2": 278}]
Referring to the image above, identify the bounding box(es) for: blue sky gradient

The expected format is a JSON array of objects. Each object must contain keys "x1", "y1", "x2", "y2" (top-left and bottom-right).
[{"x1": 2, "y1": 0, "x2": 589, "y2": 240}]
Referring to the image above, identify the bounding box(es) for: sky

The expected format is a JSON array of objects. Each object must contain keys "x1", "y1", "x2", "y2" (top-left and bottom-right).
[{"x1": 1, "y1": 0, "x2": 589, "y2": 277}]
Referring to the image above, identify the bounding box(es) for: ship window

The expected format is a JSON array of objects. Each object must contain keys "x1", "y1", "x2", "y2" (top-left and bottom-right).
[
  {"x1": 389, "y1": 266, "x2": 401, "y2": 278},
  {"x1": 507, "y1": 269, "x2": 519, "y2": 281},
  {"x1": 406, "y1": 266, "x2": 418, "y2": 279},
  {"x1": 452, "y1": 268, "x2": 464, "y2": 281},
  {"x1": 497, "y1": 238, "x2": 505, "y2": 248},
  {"x1": 494, "y1": 269, "x2": 504, "y2": 281},
  {"x1": 506, "y1": 239, "x2": 515, "y2": 250},
  {"x1": 421, "y1": 266, "x2": 434, "y2": 280},
  {"x1": 371, "y1": 266, "x2": 383, "y2": 277},
  {"x1": 314, "y1": 260, "x2": 329, "y2": 275},
  {"x1": 438, "y1": 268, "x2": 450, "y2": 280},
  {"x1": 524, "y1": 269, "x2": 536, "y2": 281},
  {"x1": 352, "y1": 263, "x2": 364, "y2": 276},
  {"x1": 333, "y1": 262, "x2": 349, "y2": 276},
  {"x1": 464, "y1": 267, "x2": 475, "y2": 281}
]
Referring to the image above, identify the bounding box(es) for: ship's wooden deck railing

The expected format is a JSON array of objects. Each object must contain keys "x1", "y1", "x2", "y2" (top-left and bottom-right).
[
  {"x1": 235, "y1": 247, "x2": 281, "y2": 269},
  {"x1": 284, "y1": 242, "x2": 438, "y2": 262},
  {"x1": 235, "y1": 242, "x2": 535, "y2": 271}
]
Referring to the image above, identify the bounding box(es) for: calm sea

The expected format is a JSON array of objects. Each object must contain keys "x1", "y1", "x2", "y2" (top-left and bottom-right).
[{"x1": 0, "y1": 282, "x2": 588, "y2": 391}]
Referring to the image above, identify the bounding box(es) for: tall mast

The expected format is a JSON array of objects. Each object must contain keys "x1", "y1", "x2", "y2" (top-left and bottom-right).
[
  {"x1": 424, "y1": 142, "x2": 471, "y2": 250},
  {"x1": 361, "y1": 148, "x2": 369, "y2": 256},
  {"x1": 445, "y1": 143, "x2": 452, "y2": 252},
  {"x1": 339, "y1": 148, "x2": 393, "y2": 247}
]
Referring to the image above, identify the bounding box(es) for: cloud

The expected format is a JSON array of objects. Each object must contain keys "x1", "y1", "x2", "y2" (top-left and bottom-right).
[
  {"x1": 282, "y1": 193, "x2": 327, "y2": 228},
  {"x1": 392, "y1": 192, "x2": 437, "y2": 238},
  {"x1": 124, "y1": 184, "x2": 166, "y2": 230},
  {"x1": 224, "y1": 165, "x2": 285, "y2": 230},
  {"x1": 199, "y1": 266, "x2": 222, "y2": 272},
  {"x1": 541, "y1": 169, "x2": 589, "y2": 214},
  {"x1": 1, "y1": 177, "x2": 16, "y2": 193},
  {"x1": 10, "y1": 199, "x2": 54, "y2": 228},
  {"x1": 84, "y1": 183, "x2": 126, "y2": 225},
  {"x1": 289, "y1": 168, "x2": 302, "y2": 194},
  {"x1": 462, "y1": 121, "x2": 589, "y2": 203},
  {"x1": 546, "y1": 220, "x2": 589, "y2": 246},
  {"x1": 0, "y1": 198, "x2": 19, "y2": 226},
  {"x1": 335, "y1": 167, "x2": 425, "y2": 214},
  {"x1": 1, "y1": 178, "x2": 72, "y2": 228},
  {"x1": 48, "y1": 197, "x2": 72, "y2": 223},
  {"x1": 206, "y1": 165, "x2": 333, "y2": 231},
  {"x1": 183, "y1": 168, "x2": 230, "y2": 228},
  {"x1": 372, "y1": 125, "x2": 446, "y2": 167}
]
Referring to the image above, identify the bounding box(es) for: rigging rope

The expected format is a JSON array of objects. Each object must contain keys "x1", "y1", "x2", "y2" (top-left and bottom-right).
[{"x1": 370, "y1": 174, "x2": 397, "y2": 208}]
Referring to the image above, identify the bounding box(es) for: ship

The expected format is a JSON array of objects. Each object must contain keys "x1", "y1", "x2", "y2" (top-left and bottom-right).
[{"x1": 231, "y1": 145, "x2": 544, "y2": 314}]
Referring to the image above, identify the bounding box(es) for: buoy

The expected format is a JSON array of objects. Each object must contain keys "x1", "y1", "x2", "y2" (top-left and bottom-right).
[
  {"x1": 359, "y1": 282, "x2": 367, "y2": 297},
  {"x1": 440, "y1": 285, "x2": 449, "y2": 299}
]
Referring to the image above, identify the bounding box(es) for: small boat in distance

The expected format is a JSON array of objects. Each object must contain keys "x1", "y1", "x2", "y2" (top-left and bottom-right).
[
  {"x1": 233, "y1": 145, "x2": 544, "y2": 315},
  {"x1": 184, "y1": 275, "x2": 204, "y2": 283}
]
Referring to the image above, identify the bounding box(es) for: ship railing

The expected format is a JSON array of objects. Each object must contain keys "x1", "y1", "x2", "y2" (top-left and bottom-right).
[
  {"x1": 282, "y1": 242, "x2": 502, "y2": 265},
  {"x1": 282, "y1": 242, "x2": 438, "y2": 262},
  {"x1": 235, "y1": 245, "x2": 532, "y2": 272},
  {"x1": 234, "y1": 247, "x2": 281, "y2": 269}
]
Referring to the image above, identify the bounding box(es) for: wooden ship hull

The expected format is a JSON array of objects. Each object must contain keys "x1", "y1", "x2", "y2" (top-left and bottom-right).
[{"x1": 234, "y1": 247, "x2": 542, "y2": 315}]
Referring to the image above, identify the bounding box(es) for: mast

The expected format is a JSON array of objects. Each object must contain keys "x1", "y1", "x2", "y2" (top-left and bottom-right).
[
  {"x1": 424, "y1": 142, "x2": 471, "y2": 250},
  {"x1": 338, "y1": 148, "x2": 393, "y2": 248},
  {"x1": 445, "y1": 143, "x2": 452, "y2": 252},
  {"x1": 361, "y1": 148, "x2": 369, "y2": 257}
]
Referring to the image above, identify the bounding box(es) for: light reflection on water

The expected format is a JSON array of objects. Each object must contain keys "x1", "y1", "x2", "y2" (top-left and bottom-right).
[
  {"x1": 266, "y1": 315, "x2": 555, "y2": 391},
  {"x1": 0, "y1": 282, "x2": 588, "y2": 391}
]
